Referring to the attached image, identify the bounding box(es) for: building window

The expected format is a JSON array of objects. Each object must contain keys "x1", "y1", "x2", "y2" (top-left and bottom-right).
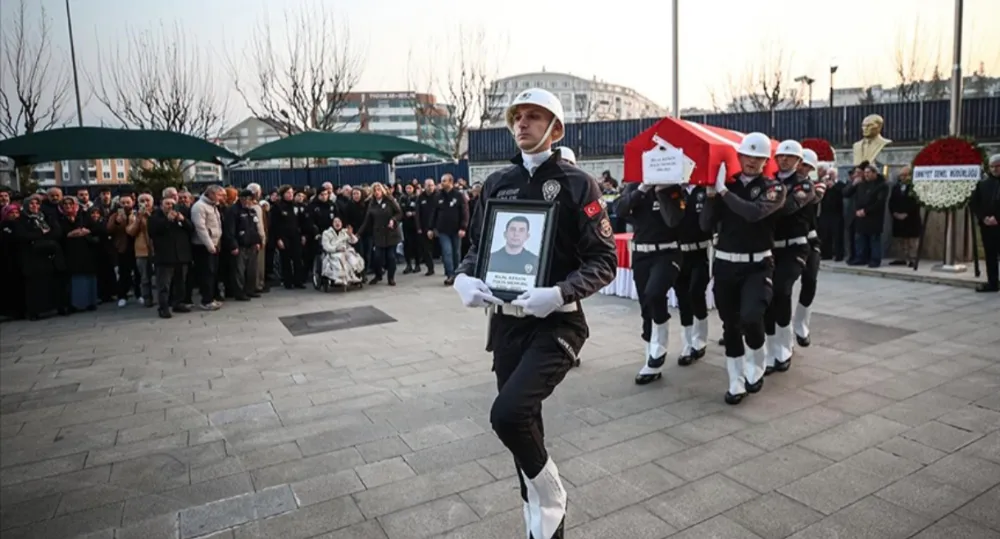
[
  {"x1": 102, "y1": 159, "x2": 110, "y2": 167},
  {"x1": 116, "y1": 171, "x2": 125, "y2": 180},
  {"x1": 239, "y1": 127, "x2": 249, "y2": 137},
  {"x1": 103, "y1": 171, "x2": 111, "y2": 180},
  {"x1": 116, "y1": 159, "x2": 124, "y2": 167}
]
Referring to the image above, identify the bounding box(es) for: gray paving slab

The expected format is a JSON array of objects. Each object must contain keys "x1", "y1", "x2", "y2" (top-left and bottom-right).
[{"x1": 1, "y1": 272, "x2": 998, "y2": 538}]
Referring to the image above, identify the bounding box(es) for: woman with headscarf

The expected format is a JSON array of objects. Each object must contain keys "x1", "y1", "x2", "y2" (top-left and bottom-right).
[
  {"x1": 1, "y1": 203, "x2": 26, "y2": 319},
  {"x1": 15, "y1": 195, "x2": 66, "y2": 320},
  {"x1": 356, "y1": 182, "x2": 402, "y2": 286},
  {"x1": 58, "y1": 197, "x2": 100, "y2": 312}
]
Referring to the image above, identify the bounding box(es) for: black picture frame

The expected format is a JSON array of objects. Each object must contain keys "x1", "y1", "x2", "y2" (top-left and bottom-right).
[{"x1": 474, "y1": 199, "x2": 559, "y2": 302}]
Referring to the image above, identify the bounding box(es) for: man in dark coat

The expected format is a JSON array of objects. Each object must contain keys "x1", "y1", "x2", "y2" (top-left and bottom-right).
[
  {"x1": 148, "y1": 196, "x2": 194, "y2": 318},
  {"x1": 844, "y1": 164, "x2": 889, "y2": 267},
  {"x1": 971, "y1": 154, "x2": 1000, "y2": 292},
  {"x1": 888, "y1": 166, "x2": 922, "y2": 267}
]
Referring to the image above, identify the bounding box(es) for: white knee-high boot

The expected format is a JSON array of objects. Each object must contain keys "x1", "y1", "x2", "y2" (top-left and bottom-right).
[
  {"x1": 743, "y1": 346, "x2": 766, "y2": 391},
  {"x1": 636, "y1": 322, "x2": 668, "y2": 383},
  {"x1": 693, "y1": 317, "x2": 709, "y2": 351},
  {"x1": 522, "y1": 459, "x2": 567, "y2": 539}
]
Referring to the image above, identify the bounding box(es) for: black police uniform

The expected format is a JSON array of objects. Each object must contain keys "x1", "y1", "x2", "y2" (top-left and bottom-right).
[
  {"x1": 763, "y1": 171, "x2": 816, "y2": 374},
  {"x1": 400, "y1": 193, "x2": 421, "y2": 272},
  {"x1": 416, "y1": 190, "x2": 438, "y2": 275},
  {"x1": 489, "y1": 247, "x2": 539, "y2": 274},
  {"x1": 222, "y1": 202, "x2": 263, "y2": 299},
  {"x1": 795, "y1": 179, "x2": 824, "y2": 346},
  {"x1": 970, "y1": 170, "x2": 1000, "y2": 292},
  {"x1": 269, "y1": 199, "x2": 306, "y2": 288},
  {"x1": 616, "y1": 182, "x2": 684, "y2": 384},
  {"x1": 701, "y1": 173, "x2": 786, "y2": 404},
  {"x1": 457, "y1": 151, "x2": 617, "y2": 537},
  {"x1": 675, "y1": 185, "x2": 713, "y2": 366}
]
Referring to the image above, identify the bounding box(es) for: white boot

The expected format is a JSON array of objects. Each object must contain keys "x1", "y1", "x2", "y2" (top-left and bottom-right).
[
  {"x1": 793, "y1": 303, "x2": 812, "y2": 346},
  {"x1": 774, "y1": 325, "x2": 793, "y2": 371},
  {"x1": 522, "y1": 502, "x2": 531, "y2": 539},
  {"x1": 725, "y1": 356, "x2": 747, "y2": 404},
  {"x1": 693, "y1": 317, "x2": 709, "y2": 352},
  {"x1": 522, "y1": 459, "x2": 567, "y2": 539},
  {"x1": 681, "y1": 325, "x2": 694, "y2": 356},
  {"x1": 764, "y1": 335, "x2": 777, "y2": 372},
  {"x1": 636, "y1": 323, "x2": 668, "y2": 384},
  {"x1": 743, "y1": 346, "x2": 766, "y2": 392}
]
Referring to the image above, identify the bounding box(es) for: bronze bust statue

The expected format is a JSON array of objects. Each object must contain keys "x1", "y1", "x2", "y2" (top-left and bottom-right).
[{"x1": 852, "y1": 114, "x2": 892, "y2": 165}]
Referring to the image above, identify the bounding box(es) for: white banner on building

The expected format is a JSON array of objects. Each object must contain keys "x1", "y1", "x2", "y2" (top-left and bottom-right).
[{"x1": 912, "y1": 165, "x2": 981, "y2": 182}]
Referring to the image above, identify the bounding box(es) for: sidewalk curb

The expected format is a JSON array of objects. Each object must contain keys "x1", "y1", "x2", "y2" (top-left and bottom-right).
[{"x1": 820, "y1": 262, "x2": 979, "y2": 289}]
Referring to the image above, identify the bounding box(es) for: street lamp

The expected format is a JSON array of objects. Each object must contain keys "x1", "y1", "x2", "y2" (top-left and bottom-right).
[
  {"x1": 64, "y1": 0, "x2": 86, "y2": 185},
  {"x1": 829, "y1": 63, "x2": 839, "y2": 107},
  {"x1": 795, "y1": 75, "x2": 816, "y2": 108}
]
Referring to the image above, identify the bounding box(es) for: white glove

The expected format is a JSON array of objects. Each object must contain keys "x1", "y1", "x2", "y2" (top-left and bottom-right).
[
  {"x1": 511, "y1": 286, "x2": 564, "y2": 318},
  {"x1": 638, "y1": 183, "x2": 653, "y2": 192},
  {"x1": 453, "y1": 274, "x2": 503, "y2": 308},
  {"x1": 715, "y1": 162, "x2": 728, "y2": 193}
]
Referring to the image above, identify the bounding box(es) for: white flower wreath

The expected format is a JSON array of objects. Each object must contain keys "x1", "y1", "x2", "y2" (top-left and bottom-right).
[{"x1": 913, "y1": 179, "x2": 978, "y2": 212}]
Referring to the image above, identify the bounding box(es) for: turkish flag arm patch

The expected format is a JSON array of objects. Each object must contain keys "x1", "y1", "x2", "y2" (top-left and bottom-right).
[{"x1": 583, "y1": 200, "x2": 602, "y2": 219}]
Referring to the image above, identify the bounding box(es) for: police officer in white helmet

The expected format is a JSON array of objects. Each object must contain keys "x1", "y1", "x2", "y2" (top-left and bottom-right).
[
  {"x1": 451, "y1": 88, "x2": 617, "y2": 539},
  {"x1": 762, "y1": 140, "x2": 816, "y2": 376},
  {"x1": 793, "y1": 149, "x2": 825, "y2": 347},
  {"x1": 555, "y1": 146, "x2": 577, "y2": 165},
  {"x1": 701, "y1": 132, "x2": 786, "y2": 405}
]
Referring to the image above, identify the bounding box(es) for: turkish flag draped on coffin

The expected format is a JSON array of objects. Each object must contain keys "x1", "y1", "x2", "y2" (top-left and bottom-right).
[{"x1": 623, "y1": 117, "x2": 779, "y2": 185}]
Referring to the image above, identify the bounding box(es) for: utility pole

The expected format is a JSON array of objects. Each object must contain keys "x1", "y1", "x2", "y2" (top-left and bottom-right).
[
  {"x1": 936, "y1": 0, "x2": 966, "y2": 274},
  {"x1": 65, "y1": 0, "x2": 86, "y2": 185}
]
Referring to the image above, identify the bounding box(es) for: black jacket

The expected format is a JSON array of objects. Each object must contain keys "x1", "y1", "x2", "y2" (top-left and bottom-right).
[
  {"x1": 223, "y1": 204, "x2": 264, "y2": 251},
  {"x1": 843, "y1": 177, "x2": 889, "y2": 235},
  {"x1": 615, "y1": 183, "x2": 683, "y2": 244},
  {"x1": 701, "y1": 174, "x2": 787, "y2": 253},
  {"x1": 820, "y1": 181, "x2": 845, "y2": 221},
  {"x1": 416, "y1": 191, "x2": 437, "y2": 232},
  {"x1": 307, "y1": 199, "x2": 338, "y2": 239},
  {"x1": 59, "y1": 213, "x2": 99, "y2": 275},
  {"x1": 458, "y1": 154, "x2": 617, "y2": 305},
  {"x1": 268, "y1": 200, "x2": 302, "y2": 240},
  {"x1": 400, "y1": 194, "x2": 420, "y2": 231},
  {"x1": 774, "y1": 172, "x2": 818, "y2": 241},
  {"x1": 340, "y1": 199, "x2": 368, "y2": 232},
  {"x1": 357, "y1": 196, "x2": 403, "y2": 248},
  {"x1": 148, "y1": 208, "x2": 194, "y2": 265},
  {"x1": 15, "y1": 212, "x2": 64, "y2": 276},
  {"x1": 432, "y1": 189, "x2": 470, "y2": 236},
  {"x1": 888, "y1": 181, "x2": 921, "y2": 238},
  {"x1": 970, "y1": 174, "x2": 1000, "y2": 225}
]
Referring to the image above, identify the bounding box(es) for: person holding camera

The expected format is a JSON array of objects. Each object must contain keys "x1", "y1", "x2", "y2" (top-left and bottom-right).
[
  {"x1": 107, "y1": 193, "x2": 140, "y2": 307},
  {"x1": 148, "y1": 196, "x2": 194, "y2": 318},
  {"x1": 127, "y1": 193, "x2": 156, "y2": 307}
]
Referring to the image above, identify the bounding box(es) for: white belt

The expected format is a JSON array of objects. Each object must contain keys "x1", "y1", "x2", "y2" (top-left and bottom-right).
[
  {"x1": 492, "y1": 302, "x2": 580, "y2": 318},
  {"x1": 715, "y1": 249, "x2": 772, "y2": 263},
  {"x1": 807, "y1": 230, "x2": 818, "y2": 239},
  {"x1": 774, "y1": 236, "x2": 810, "y2": 248},
  {"x1": 680, "y1": 240, "x2": 712, "y2": 252},
  {"x1": 631, "y1": 241, "x2": 678, "y2": 253}
]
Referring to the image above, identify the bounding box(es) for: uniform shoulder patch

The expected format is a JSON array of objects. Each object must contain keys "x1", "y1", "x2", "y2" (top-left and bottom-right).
[
  {"x1": 599, "y1": 217, "x2": 613, "y2": 238},
  {"x1": 794, "y1": 189, "x2": 808, "y2": 200},
  {"x1": 583, "y1": 200, "x2": 602, "y2": 219}
]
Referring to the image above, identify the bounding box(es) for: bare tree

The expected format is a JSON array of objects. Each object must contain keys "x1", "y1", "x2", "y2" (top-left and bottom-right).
[
  {"x1": 91, "y1": 23, "x2": 227, "y2": 139},
  {"x1": 402, "y1": 46, "x2": 451, "y2": 155},
  {"x1": 0, "y1": 0, "x2": 71, "y2": 190},
  {"x1": 858, "y1": 87, "x2": 877, "y2": 105},
  {"x1": 712, "y1": 45, "x2": 800, "y2": 112},
  {"x1": 892, "y1": 19, "x2": 933, "y2": 102},
  {"x1": 431, "y1": 26, "x2": 507, "y2": 159},
  {"x1": 227, "y1": 2, "x2": 364, "y2": 134},
  {"x1": 925, "y1": 63, "x2": 948, "y2": 100}
]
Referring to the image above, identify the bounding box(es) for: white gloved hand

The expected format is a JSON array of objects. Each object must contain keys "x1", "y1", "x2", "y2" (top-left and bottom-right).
[
  {"x1": 453, "y1": 274, "x2": 503, "y2": 308},
  {"x1": 510, "y1": 286, "x2": 564, "y2": 318},
  {"x1": 715, "y1": 162, "x2": 728, "y2": 193},
  {"x1": 638, "y1": 183, "x2": 653, "y2": 193}
]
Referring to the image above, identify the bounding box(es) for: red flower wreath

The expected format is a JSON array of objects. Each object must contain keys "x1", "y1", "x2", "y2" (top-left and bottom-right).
[
  {"x1": 912, "y1": 136, "x2": 985, "y2": 167},
  {"x1": 800, "y1": 138, "x2": 835, "y2": 162}
]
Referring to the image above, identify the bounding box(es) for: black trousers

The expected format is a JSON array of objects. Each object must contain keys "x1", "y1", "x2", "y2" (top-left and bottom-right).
[
  {"x1": 233, "y1": 247, "x2": 259, "y2": 297},
  {"x1": 675, "y1": 249, "x2": 711, "y2": 326},
  {"x1": 418, "y1": 234, "x2": 435, "y2": 271},
  {"x1": 116, "y1": 250, "x2": 138, "y2": 300},
  {"x1": 818, "y1": 215, "x2": 843, "y2": 259},
  {"x1": 714, "y1": 257, "x2": 773, "y2": 358},
  {"x1": 490, "y1": 312, "x2": 587, "y2": 494},
  {"x1": 192, "y1": 244, "x2": 219, "y2": 306},
  {"x1": 97, "y1": 253, "x2": 116, "y2": 301},
  {"x1": 799, "y1": 242, "x2": 822, "y2": 308},
  {"x1": 156, "y1": 263, "x2": 188, "y2": 309},
  {"x1": 632, "y1": 249, "x2": 681, "y2": 342},
  {"x1": 372, "y1": 245, "x2": 398, "y2": 280},
  {"x1": 403, "y1": 227, "x2": 420, "y2": 265},
  {"x1": 764, "y1": 246, "x2": 808, "y2": 335},
  {"x1": 982, "y1": 225, "x2": 1000, "y2": 286},
  {"x1": 278, "y1": 237, "x2": 305, "y2": 286}
]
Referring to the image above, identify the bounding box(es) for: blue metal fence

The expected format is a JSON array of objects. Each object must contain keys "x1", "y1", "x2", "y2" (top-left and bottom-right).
[
  {"x1": 468, "y1": 97, "x2": 1000, "y2": 163},
  {"x1": 227, "y1": 160, "x2": 470, "y2": 192}
]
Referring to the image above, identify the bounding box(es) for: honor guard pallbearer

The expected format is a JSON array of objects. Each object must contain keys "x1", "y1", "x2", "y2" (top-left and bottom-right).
[
  {"x1": 451, "y1": 88, "x2": 617, "y2": 539},
  {"x1": 763, "y1": 141, "x2": 816, "y2": 375},
  {"x1": 675, "y1": 182, "x2": 713, "y2": 366},
  {"x1": 701, "y1": 132, "x2": 786, "y2": 405},
  {"x1": 793, "y1": 149, "x2": 825, "y2": 346},
  {"x1": 617, "y1": 179, "x2": 685, "y2": 384}
]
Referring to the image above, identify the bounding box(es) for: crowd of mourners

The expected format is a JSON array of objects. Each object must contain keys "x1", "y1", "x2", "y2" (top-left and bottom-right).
[{"x1": 0, "y1": 174, "x2": 480, "y2": 321}]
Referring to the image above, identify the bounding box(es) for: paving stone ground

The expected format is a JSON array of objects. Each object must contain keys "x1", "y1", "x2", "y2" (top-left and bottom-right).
[{"x1": 1, "y1": 272, "x2": 998, "y2": 539}]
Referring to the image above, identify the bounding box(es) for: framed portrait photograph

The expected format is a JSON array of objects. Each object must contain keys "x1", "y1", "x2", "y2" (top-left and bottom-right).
[{"x1": 475, "y1": 199, "x2": 558, "y2": 302}]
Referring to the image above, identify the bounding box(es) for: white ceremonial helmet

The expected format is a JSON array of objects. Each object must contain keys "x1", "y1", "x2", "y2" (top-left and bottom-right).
[
  {"x1": 505, "y1": 88, "x2": 566, "y2": 145},
  {"x1": 776, "y1": 139, "x2": 804, "y2": 159},
  {"x1": 737, "y1": 132, "x2": 772, "y2": 158},
  {"x1": 801, "y1": 149, "x2": 819, "y2": 169},
  {"x1": 555, "y1": 146, "x2": 577, "y2": 164}
]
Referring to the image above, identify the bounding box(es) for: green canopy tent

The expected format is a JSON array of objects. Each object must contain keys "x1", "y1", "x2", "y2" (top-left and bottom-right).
[
  {"x1": 238, "y1": 131, "x2": 452, "y2": 163},
  {"x1": 0, "y1": 127, "x2": 240, "y2": 167}
]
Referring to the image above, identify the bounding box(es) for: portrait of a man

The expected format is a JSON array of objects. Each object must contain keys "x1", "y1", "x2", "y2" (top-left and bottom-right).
[{"x1": 489, "y1": 215, "x2": 539, "y2": 275}]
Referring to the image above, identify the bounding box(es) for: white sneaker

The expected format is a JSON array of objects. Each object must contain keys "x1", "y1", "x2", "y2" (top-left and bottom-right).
[
  {"x1": 117, "y1": 299, "x2": 127, "y2": 308},
  {"x1": 137, "y1": 297, "x2": 145, "y2": 306}
]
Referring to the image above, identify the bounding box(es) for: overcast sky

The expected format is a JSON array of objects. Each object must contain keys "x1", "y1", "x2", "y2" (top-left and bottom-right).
[{"x1": 9, "y1": 0, "x2": 1000, "y2": 128}]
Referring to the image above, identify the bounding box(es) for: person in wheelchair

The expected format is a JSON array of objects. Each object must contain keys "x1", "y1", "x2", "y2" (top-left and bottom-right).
[{"x1": 320, "y1": 217, "x2": 365, "y2": 286}]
